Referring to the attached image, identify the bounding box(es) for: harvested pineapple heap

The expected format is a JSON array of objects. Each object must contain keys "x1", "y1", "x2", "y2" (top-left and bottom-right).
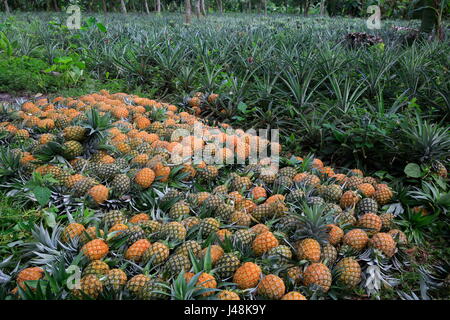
[{"x1": 0, "y1": 90, "x2": 408, "y2": 300}]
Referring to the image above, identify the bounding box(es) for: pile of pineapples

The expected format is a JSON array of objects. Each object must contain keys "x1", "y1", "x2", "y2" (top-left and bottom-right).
[{"x1": 0, "y1": 90, "x2": 412, "y2": 300}]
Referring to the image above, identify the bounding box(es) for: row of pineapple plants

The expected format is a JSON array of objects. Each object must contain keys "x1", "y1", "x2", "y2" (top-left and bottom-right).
[{"x1": 1, "y1": 89, "x2": 445, "y2": 300}]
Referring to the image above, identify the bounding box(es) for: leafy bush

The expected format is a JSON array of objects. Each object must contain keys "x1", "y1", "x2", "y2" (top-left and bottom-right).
[{"x1": 0, "y1": 55, "x2": 61, "y2": 92}]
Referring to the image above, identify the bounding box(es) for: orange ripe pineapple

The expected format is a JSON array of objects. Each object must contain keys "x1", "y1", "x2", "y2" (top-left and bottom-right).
[
  {"x1": 251, "y1": 186, "x2": 267, "y2": 200},
  {"x1": 357, "y1": 183, "x2": 375, "y2": 197},
  {"x1": 257, "y1": 274, "x2": 286, "y2": 300},
  {"x1": 343, "y1": 229, "x2": 369, "y2": 251},
  {"x1": 216, "y1": 229, "x2": 233, "y2": 242},
  {"x1": 82, "y1": 239, "x2": 109, "y2": 260},
  {"x1": 196, "y1": 273, "x2": 217, "y2": 297},
  {"x1": 370, "y1": 232, "x2": 396, "y2": 257},
  {"x1": 201, "y1": 245, "x2": 224, "y2": 265},
  {"x1": 16, "y1": 267, "x2": 45, "y2": 289},
  {"x1": 61, "y1": 223, "x2": 85, "y2": 243},
  {"x1": 297, "y1": 238, "x2": 321, "y2": 262},
  {"x1": 374, "y1": 185, "x2": 393, "y2": 205},
  {"x1": 88, "y1": 184, "x2": 109, "y2": 204},
  {"x1": 358, "y1": 213, "x2": 382, "y2": 235},
  {"x1": 340, "y1": 190, "x2": 360, "y2": 208},
  {"x1": 217, "y1": 290, "x2": 240, "y2": 300},
  {"x1": 303, "y1": 263, "x2": 332, "y2": 292},
  {"x1": 251, "y1": 223, "x2": 270, "y2": 235},
  {"x1": 125, "y1": 239, "x2": 151, "y2": 262},
  {"x1": 129, "y1": 213, "x2": 149, "y2": 224},
  {"x1": 233, "y1": 262, "x2": 262, "y2": 289},
  {"x1": 281, "y1": 291, "x2": 307, "y2": 300},
  {"x1": 154, "y1": 164, "x2": 171, "y2": 182},
  {"x1": 135, "y1": 168, "x2": 155, "y2": 188},
  {"x1": 265, "y1": 194, "x2": 285, "y2": 204},
  {"x1": 326, "y1": 224, "x2": 344, "y2": 245},
  {"x1": 252, "y1": 231, "x2": 279, "y2": 256}
]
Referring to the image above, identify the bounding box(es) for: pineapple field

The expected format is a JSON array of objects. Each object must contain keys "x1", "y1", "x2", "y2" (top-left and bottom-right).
[{"x1": 0, "y1": 2, "x2": 449, "y2": 302}]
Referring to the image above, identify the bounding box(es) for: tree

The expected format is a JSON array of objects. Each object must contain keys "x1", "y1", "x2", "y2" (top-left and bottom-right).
[
  {"x1": 156, "y1": 0, "x2": 161, "y2": 13},
  {"x1": 3, "y1": 0, "x2": 9, "y2": 13},
  {"x1": 120, "y1": 0, "x2": 127, "y2": 14},
  {"x1": 185, "y1": 0, "x2": 192, "y2": 24},
  {"x1": 144, "y1": 0, "x2": 150, "y2": 14},
  {"x1": 102, "y1": 0, "x2": 107, "y2": 13},
  {"x1": 216, "y1": 0, "x2": 223, "y2": 14},
  {"x1": 195, "y1": 0, "x2": 201, "y2": 18},
  {"x1": 200, "y1": 0, "x2": 207, "y2": 16},
  {"x1": 327, "y1": 0, "x2": 337, "y2": 16}
]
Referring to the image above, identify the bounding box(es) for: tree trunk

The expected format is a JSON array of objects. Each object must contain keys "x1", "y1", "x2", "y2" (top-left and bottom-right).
[
  {"x1": 120, "y1": 0, "x2": 127, "y2": 14},
  {"x1": 200, "y1": 0, "x2": 206, "y2": 16},
  {"x1": 420, "y1": 0, "x2": 437, "y2": 34},
  {"x1": 263, "y1": 0, "x2": 267, "y2": 15},
  {"x1": 144, "y1": 0, "x2": 150, "y2": 14},
  {"x1": 156, "y1": 0, "x2": 161, "y2": 13},
  {"x1": 53, "y1": 0, "x2": 59, "y2": 11},
  {"x1": 248, "y1": 0, "x2": 251, "y2": 13},
  {"x1": 195, "y1": 0, "x2": 201, "y2": 18},
  {"x1": 3, "y1": 0, "x2": 9, "y2": 13},
  {"x1": 185, "y1": 0, "x2": 192, "y2": 24},
  {"x1": 304, "y1": 0, "x2": 310, "y2": 16},
  {"x1": 102, "y1": 0, "x2": 107, "y2": 13},
  {"x1": 327, "y1": 0, "x2": 337, "y2": 16},
  {"x1": 320, "y1": 0, "x2": 326, "y2": 15},
  {"x1": 216, "y1": 0, "x2": 222, "y2": 13}
]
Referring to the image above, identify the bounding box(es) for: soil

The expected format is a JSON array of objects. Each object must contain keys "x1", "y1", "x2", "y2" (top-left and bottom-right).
[{"x1": 0, "y1": 92, "x2": 48, "y2": 104}]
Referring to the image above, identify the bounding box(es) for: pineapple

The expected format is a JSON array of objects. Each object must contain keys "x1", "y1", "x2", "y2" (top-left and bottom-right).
[
  {"x1": 63, "y1": 140, "x2": 84, "y2": 159},
  {"x1": 321, "y1": 243, "x2": 338, "y2": 266},
  {"x1": 126, "y1": 274, "x2": 150, "y2": 295},
  {"x1": 233, "y1": 262, "x2": 261, "y2": 289},
  {"x1": 217, "y1": 290, "x2": 240, "y2": 300},
  {"x1": 88, "y1": 184, "x2": 109, "y2": 204},
  {"x1": 168, "y1": 201, "x2": 190, "y2": 219},
  {"x1": 278, "y1": 166, "x2": 297, "y2": 178},
  {"x1": 343, "y1": 229, "x2": 369, "y2": 251},
  {"x1": 374, "y1": 185, "x2": 393, "y2": 205},
  {"x1": 199, "y1": 218, "x2": 220, "y2": 237},
  {"x1": 134, "y1": 168, "x2": 155, "y2": 188},
  {"x1": 358, "y1": 213, "x2": 382, "y2": 235},
  {"x1": 215, "y1": 253, "x2": 241, "y2": 280},
  {"x1": 370, "y1": 232, "x2": 396, "y2": 257},
  {"x1": 142, "y1": 242, "x2": 170, "y2": 265},
  {"x1": 335, "y1": 257, "x2": 361, "y2": 288},
  {"x1": 252, "y1": 231, "x2": 279, "y2": 256},
  {"x1": 321, "y1": 184, "x2": 343, "y2": 202},
  {"x1": 72, "y1": 275, "x2": 103, "y2": 299},
  {"x1": 125, "y1": 239, "x2": 151, "y2": 262},
  {"x1": 356, "y1": 198, "x2": 378, "y2": 215},
  {"x1": 104, "y1": 269, "x2": 127, "y2": 290},
  {"x1": 215, "y1": 203, "x2": 234, "y2": 221},
  {"x1": 102, "y1": 210, "x2": 127, "y2": 226},
  {"x1": 230, "y1": 211, "x2": 251, "y2": 226},
  {"x1": 296, "y1": 238, "x2": 321, "y2": 262},
  {"x1": 303, "y1": 263, "x2": 332, "y2": 292},
  {"x1": 160, "y1": 222, "x2": 187, "y2": 241},
  {"x1": 139, "y1": 280, "x2": 169, "y2": 300},
  {"x1": 231, "y1": 176, "x2": 252, "y2": 192},
  {"x1": 326, "y1": 224, "x2": 343, "y2": 245},
  {"x1": 257, "y1": 274, "x2": 285, "y2": 300},
  {"x1": 281, "y1": 292, "x2": 307, "y2": 300},
  {"x1": 61, "y1": 223, "x2": 85, "y2": 243},
  {"x1": 340, "y1": 190, "x2": 360, "y2": 208},
  {"x1": 232, "y1": 229, "x2": 255, "y2": 246},
  {"x1": 82, "y1": 260, "x2": 110, "y2": 278},
  {"x1": 164, "y1": 254, "x2": 192, "y2": 276},
  {"x1": 125, "y1": 225, "x2": 146, "y2": 245},
  {"x1": 175, "y1": 240, "x2": 202, "y2": 257},
  {"x1": 266, "y1": 245, "x2": 292, "y2": 263},
  {"x1": 81, "y1": 239, "x2": 109, "y2": 260},
  {"x1": 63, "y1": 126, "x2": 86, "y2": 141}
]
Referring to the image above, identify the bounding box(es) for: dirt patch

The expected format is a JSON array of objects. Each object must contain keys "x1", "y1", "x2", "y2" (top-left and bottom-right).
[{"x1": 0, "y1": 92, "x2": 48, "y2": 104}]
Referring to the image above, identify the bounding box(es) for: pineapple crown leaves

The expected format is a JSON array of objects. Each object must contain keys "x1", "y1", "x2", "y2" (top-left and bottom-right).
[
  {"x1": 82, "y1": 108, "x2": 112, "y2": 138},
  {"x1": 188, "y1": 246, "x2": 213, "y2": 274},
  {"x1": 290, "y1": 204, "x2": 331, "y2": 244},
  {"x1": 0, "y1": 147, "x2": 22, "y2": 182},
  {"x1": 34, "y1": 140, "x2": 69, "y2": 164},
  {"x1": 157, "y1": 270, "x2": 216, "y2": 300}
]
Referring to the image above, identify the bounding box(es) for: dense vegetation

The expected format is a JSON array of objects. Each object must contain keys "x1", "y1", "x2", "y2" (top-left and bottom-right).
[{"x1": 0, "y1": 6, "x2": 448, "y2": 301}]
